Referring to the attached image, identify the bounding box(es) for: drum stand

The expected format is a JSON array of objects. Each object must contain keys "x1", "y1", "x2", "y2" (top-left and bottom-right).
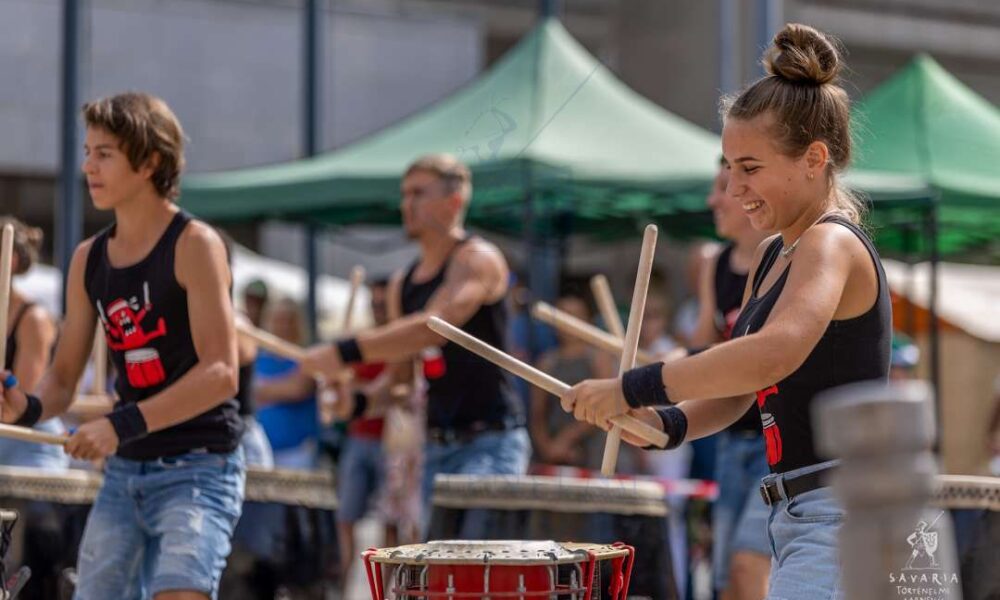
[{"x1": 0, "y1": 510, "x2": 29, "y2": 600}]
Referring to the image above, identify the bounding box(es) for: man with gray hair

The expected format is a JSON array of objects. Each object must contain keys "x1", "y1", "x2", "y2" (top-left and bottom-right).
[{"x1": 304, "y1": 154, "x2": 529, "y2": 537}]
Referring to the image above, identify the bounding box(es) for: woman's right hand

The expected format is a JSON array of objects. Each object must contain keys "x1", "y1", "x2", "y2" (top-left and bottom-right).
[{"x1": 0, "y1": 371, "x2": 28, "y2": 424}]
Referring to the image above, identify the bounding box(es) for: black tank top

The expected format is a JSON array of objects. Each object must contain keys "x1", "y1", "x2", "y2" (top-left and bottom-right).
[
  {"x1": 400, "y1": 238, "x2": 523, "y2": 431},
  {"x1": 85, "y1": 211, "x2": 242, "y2": 460},
  {"x1": 714, "y1": 245, "x2": 761, "y2": 434},
  {"x1": 731, "y1": 216, "x2": 891, "y2": 474},
  {"x1": 4, "y1": 302, "x2": 35, "y2": 369}
]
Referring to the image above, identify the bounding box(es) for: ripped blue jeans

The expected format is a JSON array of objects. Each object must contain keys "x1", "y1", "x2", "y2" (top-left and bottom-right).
[{"x1": 74, "y1": 448, "x2": 246, "y2": 600}]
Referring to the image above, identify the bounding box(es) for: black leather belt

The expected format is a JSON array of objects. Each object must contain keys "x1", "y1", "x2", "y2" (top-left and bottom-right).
[
  {"x1": 759, "y1": 466, "x2": 835, "y2": 507},
  {"x1": 427, "y1": 420, "x2": 513, "y2": 445}
]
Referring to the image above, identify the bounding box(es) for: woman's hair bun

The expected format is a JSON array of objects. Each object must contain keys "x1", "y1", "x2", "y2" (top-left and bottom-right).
[{"x1": 764, "y1": 23, "x2": 842, "y2": 85}]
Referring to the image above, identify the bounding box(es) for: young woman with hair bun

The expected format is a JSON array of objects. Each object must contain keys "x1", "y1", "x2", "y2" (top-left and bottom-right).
[{"x1": 562, "y1": 23, "x2": 891, "y2": 598}]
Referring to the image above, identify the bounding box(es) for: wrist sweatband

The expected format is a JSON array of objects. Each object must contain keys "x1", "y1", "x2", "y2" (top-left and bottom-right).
[
  {"x1": 647, "y1": 406, "x2": 687, "y2": 450},
  {"x1": 351, "y1": 391, "x2": 369, "y2": 420},
  {"x1": 106, "y1": 403, "x2": 149, "y2": 445},
  {"x1": 336, "y1": 338, "x2": 363, "y2": 365},
  {"x1": 622, "y1": 362, "x2": 671, "y2": 408},
  {"x1": 14, "y1": 394, "x2": 42, "y2": 428},
  {"x1": 686, "y1": 346, "x2": 707, "y2": 357}
]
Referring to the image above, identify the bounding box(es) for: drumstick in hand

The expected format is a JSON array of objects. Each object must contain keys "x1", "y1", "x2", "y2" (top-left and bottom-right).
[
  {"x1": 602, "y1": 224, "x2": 657, "y2": 476},
  {"x1": 590, "y1": 274, "x2": 625, "y2": 339},
  {"x1": 342, "y1": 265, "x2": 366, "y2": 332},
  {"x1": 0, "y1": 224, "x2": 14, "y2": 374},
  {"x1": 427, "y1": 316, "x2": 668, "y2": 448},
  {"x1": 91, "y1": 322, "x2": 108, "y2": 396},
  {"x1": 0, "y1": 423, "x2": 67, "y2": 446}
]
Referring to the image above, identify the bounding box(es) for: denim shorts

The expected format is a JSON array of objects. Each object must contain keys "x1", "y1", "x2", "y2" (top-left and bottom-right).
[
  {"x1": 73, "y1": 448, "x2": 246, "y2": 600},
  {"x1": 239, "y1": 415, "x2": 274, "y2": 468},
  {"x1": 763, "y1": 460, "x2": 844, "y2": 600},
  {"x1": 337, "y1": 436, "x2": 385, "y2": 522},
  {"x1": 712, "y1": 430, "x2": 772, "y2": 591},
  {"x1": 421, "y1": 427, "x2": 530, "y2": 538}
]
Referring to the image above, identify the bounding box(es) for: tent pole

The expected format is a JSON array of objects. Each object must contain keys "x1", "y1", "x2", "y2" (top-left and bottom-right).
[
  {"x1": 305, "y1": 224, "x2": 319, "y2": 343},
  {"x1": 302, "y1": 0, "x2": 323, "y2": 340},
  {"x1": 903, "y1": 224, "x2": 916, "y2": 339},
  {"x1": 57, "y1": 0, "x2": 85, "y2": 314},
  {"x1": 925, "y1": 198, "x2": 941, "y2": 448},
  {"x1": 539, "y1": 0, "x2": 560, "y2": 18},
  {"x1": 719, "y1": 0, "x2": 738, "y2": 97}
]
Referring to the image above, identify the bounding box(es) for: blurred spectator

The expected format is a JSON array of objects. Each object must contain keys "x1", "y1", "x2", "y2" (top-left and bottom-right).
[
  {"x1": 243, "y1": 279, "x2": 269, "y2": 328},
  {"x1": 529, "y1": 295, "x2": 614, "y2": 470},
  {"x1": 254, "y1": 298, "x2": 319, "y2": 469},
  {"x1": 0, "y1": 216, "x2": 68, "y2": 470},
  {"x1": 638, "y1": 293, "x2": 691, "y2": 600},
  {"x1": 672, "y1": 241, "x2": 720, "y2": 347},
  {"x1": 640, "y1": 291, "x2": 681, "y2": 357},
  {"x1": 889, "y1": 332, "x2": 920, "y2": 381},
  {"x1": 507, "y1": 274, "x2": 558, "y2": 411},
  {"x1": 336, "y1": 279, "x2": 392, "y2": 591}
]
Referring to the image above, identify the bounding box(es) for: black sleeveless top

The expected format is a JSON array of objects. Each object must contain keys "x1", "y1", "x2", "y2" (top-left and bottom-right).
[
  {"x1": 85, "y1": 211, "x2": 242, "y2": 460},
  {"x1": 4, "y1": 302, "x2": 35, "y2": 369},
  {"x1": 731, "y1": 216, "x2": 891, "y2": 474},
  {"x1": 400, "y1": 238, "x2": 523, "y2": 431},
  {"x1": 714, "y1": 245, "x2": 761, "y2": 434}
]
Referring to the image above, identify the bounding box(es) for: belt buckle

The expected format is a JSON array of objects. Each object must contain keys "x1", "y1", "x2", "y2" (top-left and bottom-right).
[{"x1": 759, "y1": 482, "x2": 778, "y2": 506}]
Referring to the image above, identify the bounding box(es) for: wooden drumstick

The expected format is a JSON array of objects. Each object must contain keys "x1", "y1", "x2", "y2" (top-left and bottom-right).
[
  {"x1": 531, "y1": 302, "x2": 657, "y2": 366},
  {"x1": 602, "y1": 224, "x2": 658, "y2": 476},
  {"x1": 237, "y1": 321, "x2": 309, "y2": 364},
  {"x1": 342, "y1": 265, "x2": 366, "y2": 332},
  {"x1": 0, "y1": 423, "x2": 67, "y2": 446},
  {"x1": 590, "y1": 274, "x2": 625, "y2": 339},
  {"x1": 91, "y1": 322, "x2": 107, "y2": 396},
  {"x1": 0, "y1": 224, "x2": 14, "y2": 374},
  {"x1": 427, "y1": 316, "x2": 668, "y2": 448}
]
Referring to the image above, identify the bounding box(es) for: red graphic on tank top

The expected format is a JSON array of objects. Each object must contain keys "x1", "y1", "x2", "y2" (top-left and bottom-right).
[
  {"x1": 96, "y1": 282, "x2": 168, "y2": 389},
  {"x1": 756, "y1": 385, "x2": 783, "y2": 465},
  {"x1": 421, "y1": 347, "x2": 447, "y2": 379}
]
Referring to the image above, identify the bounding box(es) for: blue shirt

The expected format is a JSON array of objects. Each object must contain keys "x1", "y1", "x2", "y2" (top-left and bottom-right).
[{"x1": 253, "y1": 350, "x2": 318, "y2": 451}]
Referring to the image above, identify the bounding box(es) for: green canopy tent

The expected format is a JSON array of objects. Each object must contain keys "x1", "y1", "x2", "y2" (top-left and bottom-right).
[
  {"x1": 852, "y1": 54, "x2": 1000, "y2": 260},
  {"x1": 181, "y1": 18, "x2": 724, "y2": 236},
  {"x1": 850, "y1": 54, "x2": 1000, "y2": 413},
  {"x1": 181, "y1": 16, "x2": 934, "y2": 252}
]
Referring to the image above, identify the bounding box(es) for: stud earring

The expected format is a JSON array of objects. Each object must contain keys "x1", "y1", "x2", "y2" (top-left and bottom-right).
[{"x1": 807, "y1": 172, "x2": 815, "y2": 180}]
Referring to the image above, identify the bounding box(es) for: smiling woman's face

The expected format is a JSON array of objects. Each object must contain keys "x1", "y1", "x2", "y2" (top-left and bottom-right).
[{"x1": 721, "y1": 114, "x2": 816, "y2": 233}]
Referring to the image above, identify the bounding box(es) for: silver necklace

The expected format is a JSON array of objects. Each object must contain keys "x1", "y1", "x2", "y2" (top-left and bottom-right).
[{"x1": 780, "y1": 211, "x2": 835, "y2": 259}]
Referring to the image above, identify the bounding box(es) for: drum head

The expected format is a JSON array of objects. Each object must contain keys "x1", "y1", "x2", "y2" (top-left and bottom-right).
[
  {"x1": 432, "y1": 474, "x2": 668, "y2": 517},
  {"x1": 366, "y1": 540, "x2": 628, "y2": 566}
]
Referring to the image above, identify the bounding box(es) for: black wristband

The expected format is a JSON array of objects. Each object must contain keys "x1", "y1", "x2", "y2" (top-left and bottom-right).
[
  {"x1": 14, "y1": 394, "x2": 43, "y2": 428},
  {"x1": 686, "y1": 346, "x2": 707, "y2": 357},
  {"x1": 336, "y1": 338, "x2": 363, "y2": 365},
  {"x1": 622, "y1": 362, "x2": 671, "y2": 408},
  {"x1": 351, "y1": 391, "x2": 369, "y2": 420},
  {"x1": 644, "y1": 406, "x2": 688, "y2": 450},
  {"x1": 106, "y1": 403, "x2": 149, "y2": 445}
]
